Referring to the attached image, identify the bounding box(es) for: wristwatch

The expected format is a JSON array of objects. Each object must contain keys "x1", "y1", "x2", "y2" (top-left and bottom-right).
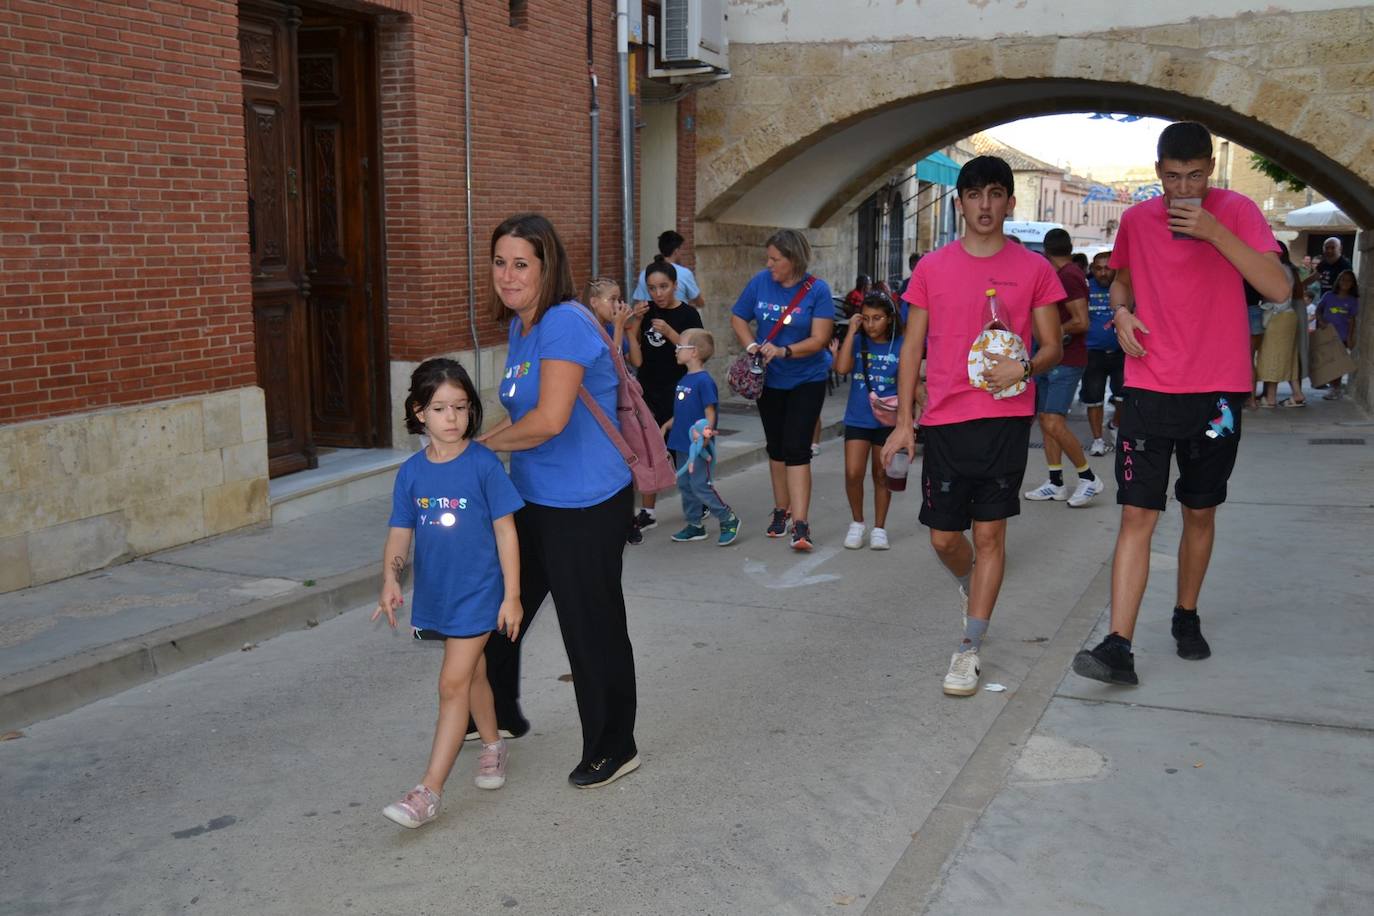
[
  {"x1": 784, "y1": 345, "x2": 793, "y2": 359},
  {"x1": 1019, "y1": 358, "x2": 1032, "y2": 382}
]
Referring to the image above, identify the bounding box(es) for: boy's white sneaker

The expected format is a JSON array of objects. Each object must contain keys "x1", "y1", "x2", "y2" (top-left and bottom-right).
[
  {"x1": 1025, "y1": 480, "x2": 1068, "y2": 501},
  {"x1": 843, "y1": 521, "x2": 866, "y2": 549},
  {"x1": 1068, "y1": 476, "x2": 1105, "y2": 507},
  {"x1": 943, "y1": 650, "x2": 981, "y2": 697},
  {"x1": 1089, "y1": 438, "x2": 1108, "y2": 456},
  {"x1": 869, "y1": 527, "x2": 890, "y2": 550}
]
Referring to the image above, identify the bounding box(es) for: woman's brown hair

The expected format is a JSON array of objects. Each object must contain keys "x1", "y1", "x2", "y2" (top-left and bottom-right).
[
  {"x1": 765, "y1": 228, "x2": 811, "y2": 277},
  {"x1": 488, "y1": 213, "x2": 576, "y2": 324}
]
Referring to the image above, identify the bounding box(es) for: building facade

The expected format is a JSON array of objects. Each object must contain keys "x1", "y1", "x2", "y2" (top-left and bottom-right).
[{"x1": 1, "y1": 0, "x2": 704, "y2": 592}]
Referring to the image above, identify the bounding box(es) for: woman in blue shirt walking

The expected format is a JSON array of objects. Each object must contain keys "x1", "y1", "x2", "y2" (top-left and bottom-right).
[
  {"x1": 730, "y1": 229, "x2": 835, "y2": 551},
  {"x1": 479, "y1": 213, "x2": 640, "y2": 790}
]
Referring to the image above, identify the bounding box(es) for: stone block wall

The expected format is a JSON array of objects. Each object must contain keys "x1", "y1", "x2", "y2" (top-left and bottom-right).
[
  {"x1": 0, "y1": 387, "x2": 269, "y2": 594},
  {"x1": 693, "y1": 221, "x2": 852, "y2": 392}
]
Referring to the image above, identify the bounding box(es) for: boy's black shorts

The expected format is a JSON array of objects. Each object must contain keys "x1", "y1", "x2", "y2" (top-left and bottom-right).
[
  {"x1": 1080, "y1": 348, "x2": 1125, "y2": 406},
  {"x1": 1114, "y1": 388, "x2": 1247, "y2": 511},
  {"x1": 918, "y1": 417, "x2": 1032, "y2": 532}
]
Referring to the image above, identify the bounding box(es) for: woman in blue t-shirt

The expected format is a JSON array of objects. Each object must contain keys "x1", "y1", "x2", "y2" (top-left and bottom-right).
[
  {"x1": 729, "y1": 229, "x2": 835, "y2": 551},
  {"x1": 832, "y1": 291, "x2": 904, "y2": 552},
  {"x1": 478, "y1": 213, "x2": 640, "y2": 790}
]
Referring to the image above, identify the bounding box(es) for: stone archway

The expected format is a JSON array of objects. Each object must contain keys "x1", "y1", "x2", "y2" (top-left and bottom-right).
[{"x1": 692, "y1": 12, "x2": 1374, "y2": 404}]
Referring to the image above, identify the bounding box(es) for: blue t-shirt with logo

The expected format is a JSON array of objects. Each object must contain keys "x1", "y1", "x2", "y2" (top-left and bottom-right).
[
  {"x1": 1086, "y1": 276, "x2": 1118, "y2": 351},
  {"x1": 667, "y1": 370, "x2": 718, "y2": 453},
  {"x1": 730, "y1": 271, "x2": 835, "y2": 390},
  {"x1": 388, "y1": 443, "x2": 525, "y2": 638},
  {"x1": 500, "y1": 302, "x2": 632, "y2": 508},
  {"x1": 844, "y1": 333, "x2": 902, "y2": 429}
]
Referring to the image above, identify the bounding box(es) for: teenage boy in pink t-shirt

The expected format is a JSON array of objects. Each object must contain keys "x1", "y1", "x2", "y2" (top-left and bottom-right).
[
  {"x1": 1072, "y1": 122, "x2": 1287, "y2": 687},
  {"x1": 884, "y1": 156, "x2": 1066, "y2": 697}
]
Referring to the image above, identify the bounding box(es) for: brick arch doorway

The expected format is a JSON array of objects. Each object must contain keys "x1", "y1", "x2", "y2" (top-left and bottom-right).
[{"x1": 239, "y1": 0, "x2": 390, "y2": 477}]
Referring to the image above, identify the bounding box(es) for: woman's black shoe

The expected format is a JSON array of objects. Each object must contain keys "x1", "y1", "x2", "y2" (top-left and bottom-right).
[{"x1": 568, "y1": 752, "x2": 641, "y2": 788}]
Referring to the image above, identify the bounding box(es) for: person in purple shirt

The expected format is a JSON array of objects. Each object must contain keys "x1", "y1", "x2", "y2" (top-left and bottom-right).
[{"x1": 1315, "y1": 269, "x2": 1360, "y2": 399}]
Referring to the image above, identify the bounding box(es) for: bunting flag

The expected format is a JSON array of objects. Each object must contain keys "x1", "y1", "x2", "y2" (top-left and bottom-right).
[{"x1": 1087, "y1": 113, "x2": 1145, "y2": 123}]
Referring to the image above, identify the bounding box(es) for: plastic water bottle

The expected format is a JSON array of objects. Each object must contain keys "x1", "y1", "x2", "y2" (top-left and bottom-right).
[{"x1": 885, "y1": 450, "x2": 910, "y2": 492}]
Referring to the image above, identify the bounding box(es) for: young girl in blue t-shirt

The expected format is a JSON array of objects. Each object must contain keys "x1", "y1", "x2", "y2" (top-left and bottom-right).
[
  {"x1": 374, "y1": 358, "x2": 525, "y2": 829},
  {"x1": 833, "y1": 291, "x2": 905, "y2": 551}
]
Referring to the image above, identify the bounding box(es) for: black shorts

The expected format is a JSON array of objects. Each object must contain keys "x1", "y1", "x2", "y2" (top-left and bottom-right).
[
  {"x1": 757, "y1": 381, "x2": 827, "y2": 466},
  {"x1": 844, "y1": 424, "x2": 893, "y2": 445},
  {"x1": 1080, "y1": 349, "x2": 1124, "y2": 407},
  {"x1": 918, "y1": 417, "x2": 1032, "y2": 532},
  {"x1": 1114, "y1": 388, "x2": 1246, "y2": 511}
]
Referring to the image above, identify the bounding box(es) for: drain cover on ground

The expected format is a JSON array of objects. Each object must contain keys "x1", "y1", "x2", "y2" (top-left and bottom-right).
[{"x1": 1308, "y1": 438, "x2": 1367, "y2": 445}]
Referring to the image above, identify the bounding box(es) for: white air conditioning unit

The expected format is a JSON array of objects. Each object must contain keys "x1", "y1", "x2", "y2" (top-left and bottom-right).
[{"x1": 660, "y1": 0, "x2": 728, "y2": 70}]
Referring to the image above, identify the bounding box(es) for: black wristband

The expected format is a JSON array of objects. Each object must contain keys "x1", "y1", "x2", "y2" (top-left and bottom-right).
[{"x1": 784, "y1": 345, "x2": 793, "y2": 359}]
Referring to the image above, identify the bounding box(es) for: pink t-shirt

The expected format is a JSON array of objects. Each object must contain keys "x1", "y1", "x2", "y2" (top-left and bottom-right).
[
  {"x1": 902, "y1": 240, "x2": 1066, "y2": 427},
  {"x1": 1110, "y1": 189, "x2": 1279, "y2": 393}
]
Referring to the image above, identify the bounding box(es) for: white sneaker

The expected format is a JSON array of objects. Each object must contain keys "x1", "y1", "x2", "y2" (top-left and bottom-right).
[
  {"x1": 1067, "y1": 476, "x2": 1105, "y2": 507},
  {"x1": 943, "y1": 650, "x2": 981, "y2": 697},
  {"x1": 1025, "y1": 480, "x2": 1068, "y2": 501},
  {"x1": 843, "y1": 521, "x2": 866, "y2": 549},
  {"x1": 1089, "y1": 438, "x2": 1107, "y2": 456},
  {"x1": 869, "y1": 527, "x2": 889, "y2": 550}
]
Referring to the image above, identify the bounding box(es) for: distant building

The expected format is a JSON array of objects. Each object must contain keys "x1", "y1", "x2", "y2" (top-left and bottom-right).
[{"x1": 970, "y1": 134, "x2": 1128, "y2": 251}]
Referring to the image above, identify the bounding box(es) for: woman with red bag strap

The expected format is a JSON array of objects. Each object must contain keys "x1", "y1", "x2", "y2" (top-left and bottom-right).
[
  {"x1": 478, "y1": 213, "x2": 640, "y2": 789},
  {"x1": 729, "y1": 229, "x2": 835, "y2": 551}
]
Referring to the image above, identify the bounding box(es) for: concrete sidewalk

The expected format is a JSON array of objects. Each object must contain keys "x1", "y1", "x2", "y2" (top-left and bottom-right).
[
  {"x1": 0, "y1": 390, "x2": 849, "y2": 733},
  {"x1": 871, "y1": 389, "x2": 1374, "y2": 915}
]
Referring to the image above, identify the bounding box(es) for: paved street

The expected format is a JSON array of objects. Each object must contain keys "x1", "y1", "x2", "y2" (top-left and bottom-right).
[{"x1": 2, "y1": 397, "x2": 1372, "y2": 915}]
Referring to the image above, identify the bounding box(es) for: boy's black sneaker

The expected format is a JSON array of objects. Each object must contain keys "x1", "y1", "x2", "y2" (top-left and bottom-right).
[
  {"x1": 1072, "y1": 636, "x2": 1138, "y2": 686},
  {"x1": 626, "y1": 522, "x2": 643, "y2": 546},
  {"x1": 1171, "y1": 609, "x2": 1212, "y2": 660},
  {"x1": 569, "y1": 751, "x2": 641, "y2": 788},
  {"x1": 633, "y1": 509, "x2": 657, "y2": 532}
]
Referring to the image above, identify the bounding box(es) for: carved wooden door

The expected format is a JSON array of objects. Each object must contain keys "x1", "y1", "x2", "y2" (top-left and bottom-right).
[
  {"x1": 298, "y1": 17, "x2": 383, "y2": 448},
  {"x1": 240, "y1": 1, "x2": 315, "y2": 476}
]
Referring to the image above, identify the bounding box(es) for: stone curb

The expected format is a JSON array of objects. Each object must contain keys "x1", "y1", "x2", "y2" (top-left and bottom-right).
[
  {"x1": 0, "y1": 566, "x2": 379, "y2": 733},
  {"x1": 0, "y1": 417, "x2": 844, "y2": 733}
]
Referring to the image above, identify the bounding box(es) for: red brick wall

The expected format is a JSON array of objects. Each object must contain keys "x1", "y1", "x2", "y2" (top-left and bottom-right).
[
  {"x1": 0, "y1": 0, "x2": 254, "y2": 423},
  {"x1": 0, "y1": 0, "x2": 644, "y2": 422},
  {"x1": 380, "y1": 0, "x2": 627, "y2": 361}
]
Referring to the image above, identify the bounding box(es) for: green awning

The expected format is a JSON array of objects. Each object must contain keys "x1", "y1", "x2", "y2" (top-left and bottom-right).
[{"x1": 916, "y1": 151, "x2": 961, "y2": 186}]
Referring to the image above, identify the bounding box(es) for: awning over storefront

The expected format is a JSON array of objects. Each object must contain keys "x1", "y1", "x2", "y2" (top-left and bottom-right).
[{"x1": 916, "y1": 151, "x2": 961, "y2": 186}]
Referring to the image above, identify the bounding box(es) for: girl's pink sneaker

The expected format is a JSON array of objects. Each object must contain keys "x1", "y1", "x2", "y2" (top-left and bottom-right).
[{"x1": 382, "y1": 784, "x2": 440, "y2": 828}]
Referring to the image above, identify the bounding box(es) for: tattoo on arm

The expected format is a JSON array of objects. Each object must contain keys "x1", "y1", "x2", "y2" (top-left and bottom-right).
[{"x1": 388, "y1": 554, "x2": 406, "y2": 584}]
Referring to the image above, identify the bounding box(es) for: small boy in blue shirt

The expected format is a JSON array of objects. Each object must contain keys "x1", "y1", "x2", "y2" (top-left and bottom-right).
[{"x1": 662, "y1": 329, "x2": 741, "y2": 546}]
